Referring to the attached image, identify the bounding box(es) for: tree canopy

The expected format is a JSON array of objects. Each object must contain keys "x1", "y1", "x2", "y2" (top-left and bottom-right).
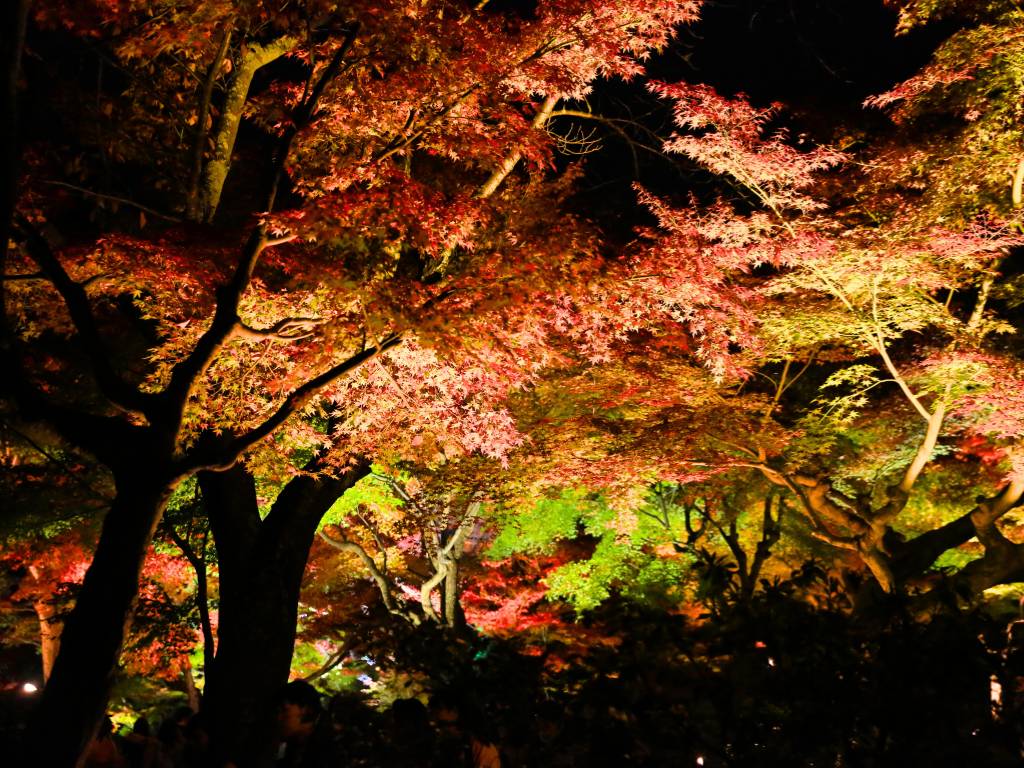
[{"x1": 3, "y1": 0, "x2": 1024, "y2": 765}]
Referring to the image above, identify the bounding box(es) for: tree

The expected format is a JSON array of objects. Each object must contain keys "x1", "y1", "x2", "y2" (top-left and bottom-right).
[
  {"x1": 2, "y1": 2, "x2": 698, "y2": 763},
  {"x1": 497, "y1": 1, "x2": 1024, "y2": 613}
]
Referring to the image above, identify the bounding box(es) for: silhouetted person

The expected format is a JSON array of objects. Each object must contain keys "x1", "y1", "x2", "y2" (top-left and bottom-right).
[
  {"x1": 274, "y1": 680, "x2": 333, "y2": 768},
  {"x1": 182, "y1": 713, "x2": 213, "y2": 768},
  {"x1": 382, "y1": 697, "x2": 434, "y2": 767},
  {"x1": 121, "y1": 717, "x2": 158, "y2": 768},
  {"x1": 84, "y1": 716, "x2": 126, "y2": 768},
  {"x1": 430, "y1": 691, "x2": 501, "y2": 768}
]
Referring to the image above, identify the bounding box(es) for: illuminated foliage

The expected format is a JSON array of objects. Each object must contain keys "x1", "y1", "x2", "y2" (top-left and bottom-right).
[{"x1": 4, "y1": 2, "x2": 1024, "y2": 763}]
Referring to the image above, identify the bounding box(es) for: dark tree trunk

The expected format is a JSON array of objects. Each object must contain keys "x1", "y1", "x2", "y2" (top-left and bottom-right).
[
  {"x1": 200, "y1": 459, "x2": 370, "y2": 768},
  {"x1": 0, "y1": 0, "x2": 31, "y2": 336},
  {"x1": 29, "y1": 471, "x2": 176, "y2": 767},
  {"x1": 890, "y1": 513, "x2": 976, "y2": 584}
]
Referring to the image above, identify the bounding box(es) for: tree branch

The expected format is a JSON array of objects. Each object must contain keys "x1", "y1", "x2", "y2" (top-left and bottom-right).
[
  {"x1": 373, "y1": 83, "x2": 482, "y2": 166},
  {"x1": 186, "y1": 19, "x2": 235, "y2": 221},
  {"x1": 754, "y1": 464, "x2": 866, "y2": 545},
  {"x1": 319, "y1": 528, "x2": 419, "y2": 625},
  {"x1": 870, "y1": 278, "x2": 930, "y2": 421},
  {"x1": 164, "y1": 522, "x2": 216, "y2": 673},
  {"x1": 748, "y1": 496, "x2": 784, "y2": 594},
  {"x1": 161, "y1": 228, "x2": 270, "y2": 420},
  {"x1": 234, "y1": 317, "x2": 322, "y2": 342},
  {"x1": 41, "y1": 180, "x2": 182, "y2": 223},
  {"x1": 478, "y1": 95, "x2": 559, "y2": 199},
  {"x1": 199, "y1": 35, "x2": 297, "y2": 221},
  {"x1": 970, "y1": 473, "x2": 1024, "y2": 543},
  {"x1": 1, "y1": 368, "x2": 142, "y2": 467},
  {"x1": 181, "y1": 334, "x2": 402, "y2": 473},
  {"x1": 302, "y1": 645, "x2": 349, "y2": 683},
  {"x1": 419, "y1": 560, "x2": 447, "y2": 624},
  {"x1": 266, "y1": 23, "x2": 361, "y2": 212},
  {"x1": 15, "y1": 218, "x2": 152, "y2": 416}
]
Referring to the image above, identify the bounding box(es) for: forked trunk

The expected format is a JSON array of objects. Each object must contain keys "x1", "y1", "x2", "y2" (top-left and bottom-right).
[{"x1": 200, "y1": 460, "x2": 369, "y2": 768}]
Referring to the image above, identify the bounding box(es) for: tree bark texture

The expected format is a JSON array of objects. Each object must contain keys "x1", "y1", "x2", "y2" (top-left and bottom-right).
[
  {"x1": 200, "y1": 459, "x2": 369, "y2": 767},
  {"x1": 199, "y1": 37, "x2": 295, "y2": 222},
  {"x1": 34, "y1": 598, "x2": 61, "y2": 683}
]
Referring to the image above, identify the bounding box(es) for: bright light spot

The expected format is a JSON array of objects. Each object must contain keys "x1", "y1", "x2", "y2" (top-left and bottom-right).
[
  {"x1": 357, "y1": 674, "x2": 373, "y2": 686},
  {"x1": 754, "y1": 641, "x2": 766, "y2": 649},
  {"x1": 767, "y1": 657, "x2": 776, "y2": 667},
  {"x1": 21, "y1": 682, "x2": 38, "y2": 694},
  {"x1": 696, "y1": 757, "x2": 704, "y2": 766}
]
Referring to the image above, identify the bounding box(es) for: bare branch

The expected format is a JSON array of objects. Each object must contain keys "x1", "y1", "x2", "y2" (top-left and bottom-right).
[
  {"x1": 186, "y1": 19, "x2": 235, "y2": 221},
  {"x1": 200, "y1": 35, "x2": 298, "y2": 221},
  {"x1": 267, "y1": 24, "x2": 361, "y2": 212},
  {"x1": 898, "y1": 394, "x2": 948, "y2": 497},
  {"x1": 163, "y1": 522, "x2": 216, "y2": 671},
  {"x1": 747, "y1": 496, "x2": 784, "y2": 593},
  {"x1": 753, "y1": 463, "x2": 867, "y2": 544},
  {"x1": 419, "y1": 562, "x2": 447, "y2": 623},
  {"x1": 374, "y1": 83, "x2": 482, "y2": 166},
  {"x1": 971, "y1": 473, "x2": 1024, "y2": 543},
  {"x1": 478, "y1": 95, "x2": 559, "y2": 199},
  {"x1": 870, "y1": 278, "x2": 930, "y2": 421}
]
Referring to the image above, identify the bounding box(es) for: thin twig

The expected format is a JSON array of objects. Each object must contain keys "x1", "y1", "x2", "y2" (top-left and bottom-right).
[{"x1": 42, "y1": 180, "x2": 183, "y2": 222}]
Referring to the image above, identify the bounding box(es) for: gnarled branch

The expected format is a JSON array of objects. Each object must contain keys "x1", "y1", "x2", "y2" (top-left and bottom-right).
[{"x1": 319, "y1": 528, "x2": 421, "y2": 625}]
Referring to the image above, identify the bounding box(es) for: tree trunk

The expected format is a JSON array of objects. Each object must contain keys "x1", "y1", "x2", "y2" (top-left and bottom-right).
[
  {"x1": 34, "y1": 598, "x2": 61, "y2": 683},
  {"x1": 200, "y1": 459, "x2": 369, "y2": 768},
  {"x1": 183, "y1": 656, "x2": 201, "y2": 712},
  {"x1": 198, "y1": 37, "x2": 295, "y2": 222},
  {"x1": 443, "y1": 557, "x2": 459, "y2": 627},
  {"x1": 0, "y1": 0, "x2": 31, "y2": 334},
  {"x1": 185, "y1": 20, "x2": 234, "y2": 221},
  {"x1": 28, "y1": 472, "x2": 176, "y2": 768}
]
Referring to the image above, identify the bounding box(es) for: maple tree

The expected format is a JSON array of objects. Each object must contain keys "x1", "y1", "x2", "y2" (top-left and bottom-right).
[
  {"x1": 1, "y1": 1, "x2": 701, "y2": 764},
  {"x1": 4, "y1": 0, "x2": 1024, "y2": 764},
  {"x1": 489, "y1": 0, "x2": 1024, "y2": 618}
]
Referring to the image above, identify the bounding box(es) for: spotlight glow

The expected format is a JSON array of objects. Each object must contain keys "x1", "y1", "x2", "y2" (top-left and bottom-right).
[{"x1": 22, "y1": 682, "x2": 38, "y2": 694}]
